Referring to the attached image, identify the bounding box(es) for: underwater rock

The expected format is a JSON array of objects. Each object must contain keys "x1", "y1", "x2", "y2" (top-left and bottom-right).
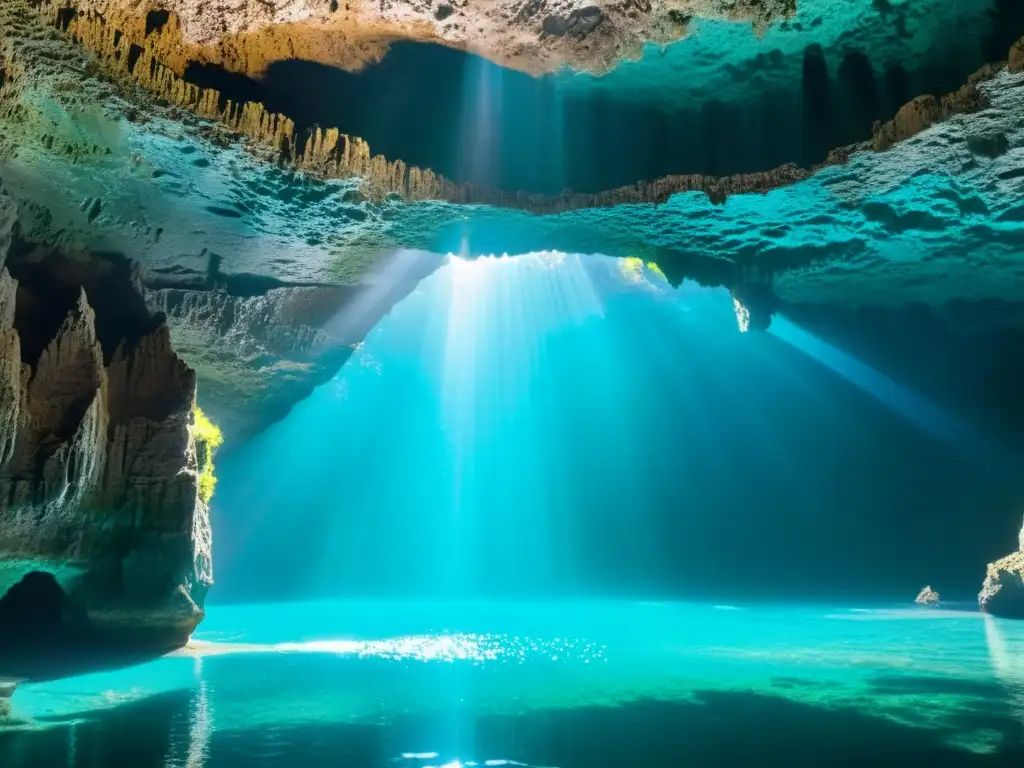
[
  {"x1": 979, "y1": 551, "x2": 1024, "y2": 619},
  {"x1": 914, "y1": 586, "x2": 940, "y2": 606},
  {"x1": 0, "y1": 237, "x2": 211, "y2": 658}
]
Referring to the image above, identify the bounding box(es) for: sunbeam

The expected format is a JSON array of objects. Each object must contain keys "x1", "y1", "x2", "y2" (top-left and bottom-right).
[
  {"x1": 767, "y1": 313, "x2": 1004, "y2": 470},
  {"x1": 206, "y1": 251, "x2": 1023, "y2": 611}
]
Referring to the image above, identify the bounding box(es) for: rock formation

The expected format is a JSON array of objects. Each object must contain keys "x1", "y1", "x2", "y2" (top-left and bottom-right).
[
  {"x1": 914, "y1": 585, "x2": 939, "y2": 606},
  {"x1": 0, "y1": 202, "x2": 211, "y2": 661},
  {"x1": 2, "y1": 0, "x2": 1024, "y2": 442},
  {"x1": 979, "y1": 521, "x2": 1024, "y2": 619},
  {"x1": 61, "y1": 0, "x2": 795, "y2": 78},
  {"x1": 18, "y1": 2, "x2": 1012, "y2": 214},
  {"x1": 979, "y1": 552, "x2": 1024, "y2": 619}
]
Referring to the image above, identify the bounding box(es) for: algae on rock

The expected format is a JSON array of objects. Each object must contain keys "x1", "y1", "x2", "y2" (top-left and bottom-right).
[{"x1": 194, "y1": 406, "x2": 224, "y2": 504}]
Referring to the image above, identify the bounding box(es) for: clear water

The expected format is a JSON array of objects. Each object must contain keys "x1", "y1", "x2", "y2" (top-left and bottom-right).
[{"x1": 3, "y1": 601, "x2": 1024, "y2": 765}]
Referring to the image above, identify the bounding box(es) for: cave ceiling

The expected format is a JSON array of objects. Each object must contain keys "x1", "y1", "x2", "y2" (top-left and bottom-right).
[{"x1": 1, "y1": 0, "x2": 1024, "y2": 439}]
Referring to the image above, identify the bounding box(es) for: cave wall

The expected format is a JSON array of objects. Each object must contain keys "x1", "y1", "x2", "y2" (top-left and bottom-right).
[{"x1": 0, "y1": 193, "x2": 211, "y2": 653}]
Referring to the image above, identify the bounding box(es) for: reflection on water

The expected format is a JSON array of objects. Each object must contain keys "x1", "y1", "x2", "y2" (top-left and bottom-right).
[{"x1": 3, "y1": 601, "x2": 1024, "y2": 766}]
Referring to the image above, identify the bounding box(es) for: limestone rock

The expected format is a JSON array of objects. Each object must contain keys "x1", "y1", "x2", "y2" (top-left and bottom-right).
[
  {"x1": 914, "y1": 585, "x2": 940, "y2": 606},
  {"x1": 144, "y1": 250, "x2": 438, "y2": 441},
  {"x1": 0, "y1": 244, "x2": 210, "y2": 656},
  {"x1": 63, "y1": 0, "x2": 795, "y2": 78},
  {"x1": 979, "y1": 550, "x2": 1024, "y2": 619}
]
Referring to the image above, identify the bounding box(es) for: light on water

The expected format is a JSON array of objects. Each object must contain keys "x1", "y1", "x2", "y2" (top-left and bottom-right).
[{"x1": 8, "y1": 601, "x2": 1024, "y2": 765}]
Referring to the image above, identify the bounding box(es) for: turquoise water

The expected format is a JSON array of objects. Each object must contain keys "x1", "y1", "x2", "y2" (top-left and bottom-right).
[{"x1": 3, "y1": 601, "x2": 1024, "y2": 765}]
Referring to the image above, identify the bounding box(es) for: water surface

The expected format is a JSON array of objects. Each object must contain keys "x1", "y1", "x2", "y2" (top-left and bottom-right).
[{"x1": 3, "y1": 601, "x2": 1024, "y2": 766}]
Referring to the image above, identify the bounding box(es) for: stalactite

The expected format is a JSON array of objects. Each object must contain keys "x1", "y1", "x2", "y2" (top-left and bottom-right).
[{"x1": 23, "y1": 2, "x2": 1024, "y2": 214}]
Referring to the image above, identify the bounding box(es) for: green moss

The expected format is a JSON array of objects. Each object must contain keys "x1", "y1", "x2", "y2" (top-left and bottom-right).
[
  {"x1": 645, "y1": 261, "x2": 667, "y2": 281},
  {"x1": 194, "y1": 407, "x2": 224, "y2": 504}
]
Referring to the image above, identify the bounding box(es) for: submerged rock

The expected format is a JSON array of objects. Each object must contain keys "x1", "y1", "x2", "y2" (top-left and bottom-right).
[
  {"x1": 915, "y1": 586, "x2": 940, "y2": 606},
  {"x1": 0, "y1": 217, "x2": 211, "y2": 666},
  {"x1": 979, "y1": 551, "x2": 1024, "y2": 619}
]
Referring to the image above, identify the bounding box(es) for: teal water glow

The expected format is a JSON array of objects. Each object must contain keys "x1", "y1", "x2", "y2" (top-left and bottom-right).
[
  {"x1": 210, "y1": 253, "x2": 1017, "y2": 603},
  {"x1": 552, "y1": 0, "x2": 1001, "y2": 107},
  {"x1": 4, "y1": 601, "x2": 1024, "y2": 765}
]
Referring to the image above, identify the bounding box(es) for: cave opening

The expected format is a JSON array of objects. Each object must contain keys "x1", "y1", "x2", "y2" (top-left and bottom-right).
[
  {"x1": 180, "y1": 0, "x2": 1024, "y2": 195},
  {"x1": 207, "y1": 253, "x2": 1024, "y2": 609},
  {"x1": 0, "y1": 571, "x2": 87, "y2": 650}
]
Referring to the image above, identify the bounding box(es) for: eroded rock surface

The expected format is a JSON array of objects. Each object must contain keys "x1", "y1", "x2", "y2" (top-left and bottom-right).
[
  {"x1": 980, "y1": 550, "x2": 1024, "y2": 619},
  {"x1": 144, "y1": 248, "x2": 440, "y2": 441},
  {"x1": 0, "y1": 205, "x2": 211, "y2": 661},
  {"x1": 2, "y1": 0, "x2": 1024, "y2": 440},
  {"x1": 65, "y1": 0, "x2": 794, "y2": 77}
]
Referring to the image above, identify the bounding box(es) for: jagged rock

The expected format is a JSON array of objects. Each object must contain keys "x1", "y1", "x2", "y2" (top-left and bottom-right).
[
  {"x1": 914, "y1": 585, "x2": 940, "y2": 606},
  {"x1": 0, "y1": 243, "x2": 210, "y2": 659},
  {"x1": 979, "y1": 550, "x2": 1024, "y2": 619}
]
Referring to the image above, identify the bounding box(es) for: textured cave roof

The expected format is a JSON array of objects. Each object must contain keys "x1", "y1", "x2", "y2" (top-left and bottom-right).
[
  {"x1": 4, "y1": 42, "x2": 1022, "y2": 306},
  {"x1": 67, "y1": 0, "x2": 796, "y2": 77},
  {"x1": 3, "y1": 0, "x2": 1024, "y2": 440}
]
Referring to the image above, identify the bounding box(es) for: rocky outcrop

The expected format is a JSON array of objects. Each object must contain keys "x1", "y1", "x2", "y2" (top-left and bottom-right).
[
  {"x1": 980, "y1": 551, "x2": 1024, "y2": 619},
  {"x1": 59, "y1": 0, "x2": 794, "y2": 78},
  {"x1": 980, "y1": 522, "x2": 1024, "y2": 619},
  {"x1": 140, "y1": 249, "x2": 439, "y2": 441},
  {"x1": 0, "y1": 235, "x2": 210, "y2": 657},
  {"x1": 914, "y1": 585, "x2": 939, "y2": 606}
]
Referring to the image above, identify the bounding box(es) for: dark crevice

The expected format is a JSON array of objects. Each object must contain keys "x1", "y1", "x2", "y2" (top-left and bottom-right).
[
  {"x1": 126, "y1": 43, "x2": 144, "y2": 75},
  {"x1": 0, "y1": 572, "x2": 89, "y2": 651},
  {"x1": 145, "y1": 9, "x2": 171, "y2": 37},
  {"x1": 181, "y1": 8, "x2": 1024, "y2": 195},
  {"x1": 984, "y1": 0, "x2": 1024, "y2": 62},
  {"x1": 7, "y1": 237, "x2": 160, "y2": 365},
  {"x1": 56, "y1": 7, "x2": 76, "y2": 31}
]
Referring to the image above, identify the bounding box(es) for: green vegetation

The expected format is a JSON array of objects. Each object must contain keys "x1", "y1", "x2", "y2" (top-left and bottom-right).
[
  {"x1": 194, "y1": 407, "x2": 224, "y2": 504},
  {"x1": 645, "y1": 261, "x2": 667, "y2": 281}
]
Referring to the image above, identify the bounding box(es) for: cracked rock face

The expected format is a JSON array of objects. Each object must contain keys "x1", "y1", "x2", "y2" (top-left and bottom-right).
[{"x1": 0, "y1": 207, "x2": 210, "y2": 662}]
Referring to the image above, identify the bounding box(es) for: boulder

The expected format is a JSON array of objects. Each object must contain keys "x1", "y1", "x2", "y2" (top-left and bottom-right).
[
  {"x1": 979, "y1": 551, "x2": 1024, "y2": 619},
  {"x1": 915, "y1": 585, "x2": 940, "y2": 606}
]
